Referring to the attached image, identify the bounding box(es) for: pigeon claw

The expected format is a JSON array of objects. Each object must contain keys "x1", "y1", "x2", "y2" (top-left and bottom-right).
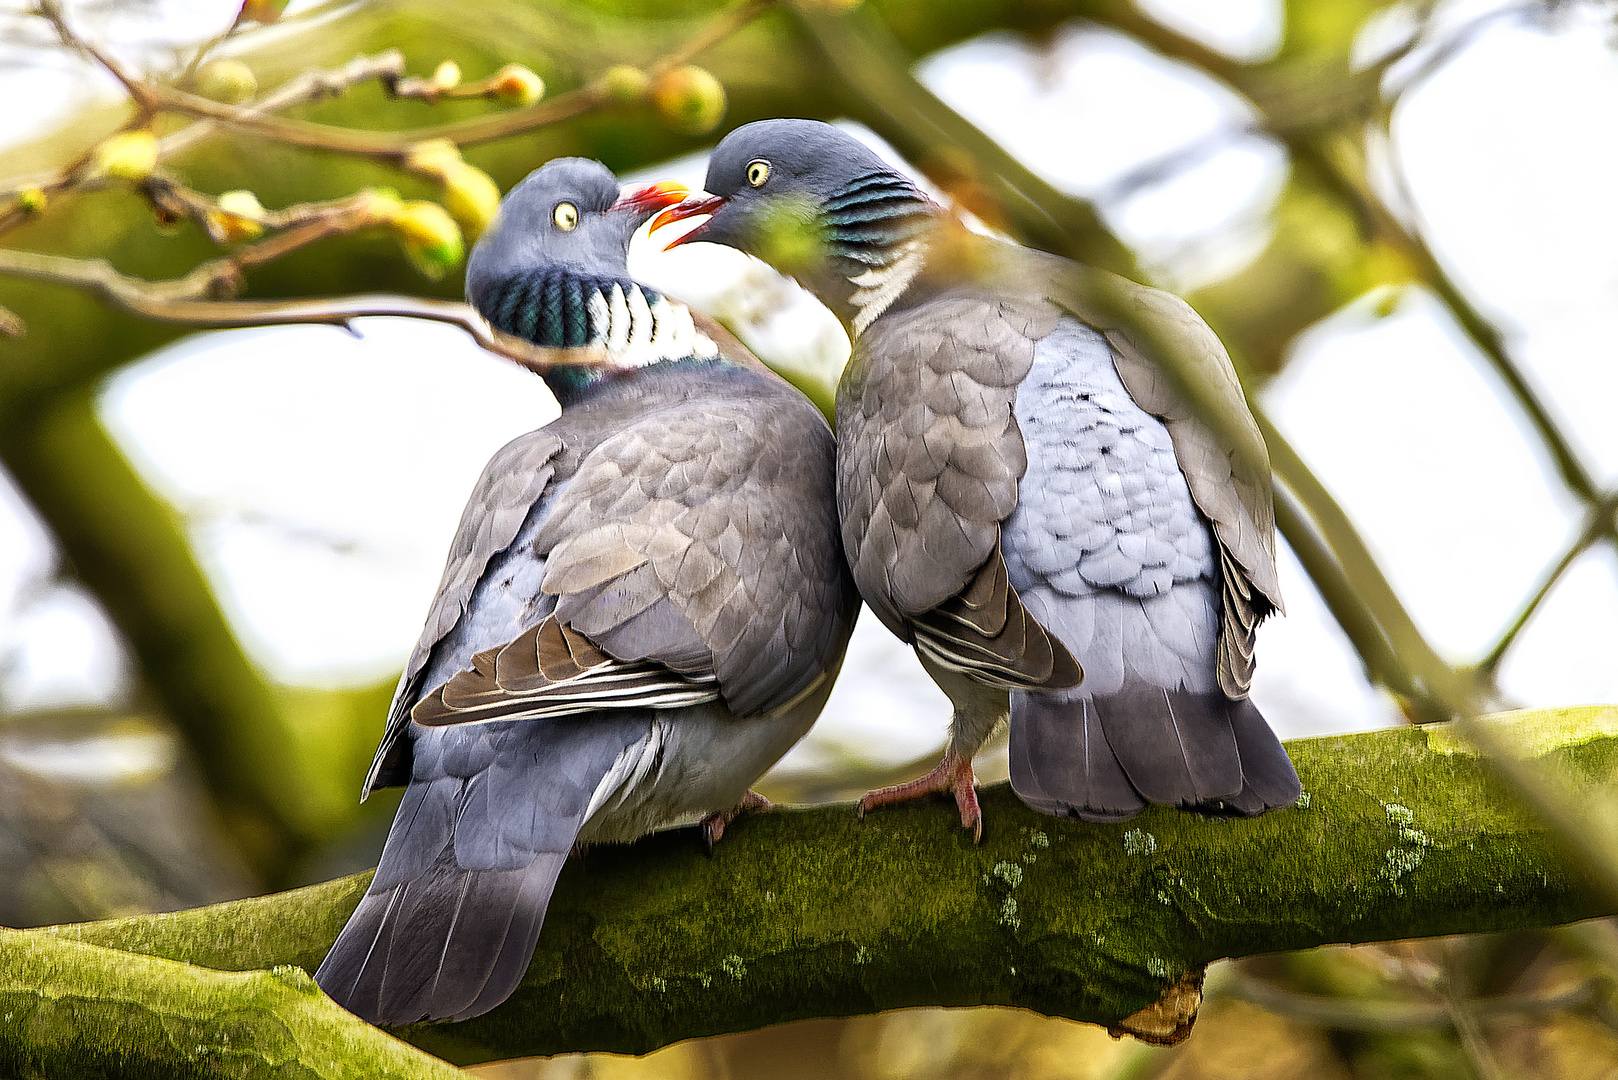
[
  {"x1": 700, "y1": 790, "x2": 773, "y2": 854},
  {"x1": 856, "y1": 750, "x2": 982, "y2": 843}
]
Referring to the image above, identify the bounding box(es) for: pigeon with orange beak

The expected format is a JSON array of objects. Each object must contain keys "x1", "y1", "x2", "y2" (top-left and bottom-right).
[
  {"x1": 654, "y1": 120, "x2": 1298, "y2": 840},
  {"x1": 315, "y1": 158, "x2": 857, "y2": 1025}
]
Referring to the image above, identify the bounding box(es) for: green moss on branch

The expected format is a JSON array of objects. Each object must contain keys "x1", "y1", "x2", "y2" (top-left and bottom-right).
[
  {"x1": 0, "y1": 931, "x2": 461, "y2": 1079},
  {"x1": 9, "y1": 708, "x2": 1615, "y2": 1073}
]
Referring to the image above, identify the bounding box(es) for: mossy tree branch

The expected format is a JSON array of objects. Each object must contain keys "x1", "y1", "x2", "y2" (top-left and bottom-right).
[{"x1": 7, "y1": 709, "x2": 1618, "y2": 1076}]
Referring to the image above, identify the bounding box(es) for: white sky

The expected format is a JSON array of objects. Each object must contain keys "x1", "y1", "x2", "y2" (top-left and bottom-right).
[{"x1": 3, "y1": 0, "x2": 1617, "y2": 770}]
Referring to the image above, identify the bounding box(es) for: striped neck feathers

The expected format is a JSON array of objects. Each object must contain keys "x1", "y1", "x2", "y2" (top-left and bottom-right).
[
  {"x1": 823, "y1": 170, "x2": 937, "y2": 336},
  {"x1": 478, "y1": 266, "x2": 720, "y2": 395}
]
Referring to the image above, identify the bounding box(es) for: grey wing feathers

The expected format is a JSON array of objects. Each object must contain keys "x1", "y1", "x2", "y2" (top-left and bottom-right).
[
  {"x1": 1033, "y1": 255, "x2": 1283, "y2": 697},
  {"x1": 317, "y1": 716, "x2": 649, "y2": 1024},
  {"x1": 533, "y1": 389, "x2": 851, "y2": 717},
  {"x1": 376, "y1": 377, "x2": 849, "y2": 773},
  {"x1": 838, "y1": 297, "x2": 1080, "y2": 691},
  {"x1": 364, "y1": 430, "x2": 565, "y2": 795},
  {"x1": 910, "y1": 550, "x2": 1082, "y2": 690}
]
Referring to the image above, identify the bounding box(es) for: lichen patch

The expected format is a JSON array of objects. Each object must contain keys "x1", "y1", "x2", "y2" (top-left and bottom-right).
[
  {"x1": 999, "y1": 897, "x2": 1020, "y2": 929},
  {"x1": 986, "y1": 862, "x2": 1024, "y2": 889}
]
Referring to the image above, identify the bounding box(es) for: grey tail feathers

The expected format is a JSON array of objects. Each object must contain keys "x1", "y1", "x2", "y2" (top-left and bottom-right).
[
  {"x1": 1008, "y1": 687, "x2": 1300, "y2": 823},
  {"x1": 318, "y1": 710, "x2": 651, "y2": 1024},
  {"x1": 315, "y1": 845, "x2": 566, "y2": 1025}
]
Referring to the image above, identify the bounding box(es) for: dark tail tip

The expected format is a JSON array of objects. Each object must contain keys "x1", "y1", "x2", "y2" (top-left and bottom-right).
[
  {"x1": 316, "y1": 853, "x2": 565, "y2": 1025},
  {"x1": 1009, "y1": 688, "x2": 1300, "y2": 822},
  {"x1": 1009, "y1": 691, "x2": 1147, "y2": 822},
  {"x1": 1202, "y1": 697, "x2": 1301, "y2": 817}
]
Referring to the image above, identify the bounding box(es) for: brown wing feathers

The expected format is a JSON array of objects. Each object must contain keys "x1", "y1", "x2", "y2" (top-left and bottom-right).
[
  {"x1": 841, "y1": 300, "x2": 1081, "y2": 692},
  {"x1": 911, "y1": 549, "x2": 1082, "y2": 690},
  {"x1": 411, "y1": 618, "x2": 718, "y2": 728}
]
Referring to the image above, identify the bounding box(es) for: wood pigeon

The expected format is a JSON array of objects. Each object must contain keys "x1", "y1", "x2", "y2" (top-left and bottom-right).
[
  {"x1": 655, "y1": 119, "x2": 1299, "y2": 839},
  {"x1": 315, "y1": 158, "x2": 858, "y2": 1025}
]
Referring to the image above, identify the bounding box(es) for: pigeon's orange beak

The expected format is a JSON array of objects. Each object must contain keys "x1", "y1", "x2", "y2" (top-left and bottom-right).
[
  {"x1": 650, "y1": 193, "x2": 727, "y2": 249},
  {"x1": 610, "y1": 180, "x2": 689, "y2": 216}
]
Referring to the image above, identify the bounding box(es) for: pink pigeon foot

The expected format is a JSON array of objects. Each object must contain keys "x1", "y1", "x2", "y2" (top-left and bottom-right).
[
  {"x1": 700, "y1": 789, "x2": 773, "y2": 853},
  {"x1": 857, "y1": 748, "x2": 982, "y2": 843}
]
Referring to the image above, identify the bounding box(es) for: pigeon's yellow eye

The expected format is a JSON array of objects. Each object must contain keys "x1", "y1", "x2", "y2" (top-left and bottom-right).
[
  {"x1": 553, "y1": 202, "x2": 578, "y2": 230},
  {"x1": 746, "y1": 160, "x2": 770, "y2": 188}
]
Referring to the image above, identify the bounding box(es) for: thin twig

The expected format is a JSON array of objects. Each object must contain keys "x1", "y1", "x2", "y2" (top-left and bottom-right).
[
  {"x1": 1270, "y1": 481, "x2": 1421, "y2": 703},
  {"x1": 33, "y1": 0, "x2": 157, "y2": 112},
  {"x1": 1230, "y1": 969, "x2": 1599, "y2": 1033},
  {"x1": 157, "y1": 50, "x2": 410, "y2": 166},
  {"x1": 177, "y1": 12, "x2": 245, "y2": 85},
  {"x1": 646, "y1": 0, "x2": 774, "y2": 78},
  {"x1": 0, "y1": 247, "x2": 619, "y2": 376},
  {"x1": 1480, "y1": 487, "x2": 1618, "y2": 675},
  {"x1": 1256, "y1": 410, "x2": 1469, "y2": 713},
  {"x1": 141, "y1": 81, "x2": 596, "y2": 158}
]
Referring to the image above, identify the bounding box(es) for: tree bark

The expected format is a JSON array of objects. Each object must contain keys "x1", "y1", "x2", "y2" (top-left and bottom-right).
[{"x1": 7, "y1": 708, "x2": 1616, "y2": 1076}]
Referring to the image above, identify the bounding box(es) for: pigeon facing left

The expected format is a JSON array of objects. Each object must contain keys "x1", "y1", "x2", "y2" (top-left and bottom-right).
[
  {"x1": 656, "y1": 119, "x2": 1300, "y2": 838},
  {"x1": 315, "y1": 158, "x2": 858, "y2": 1025}
]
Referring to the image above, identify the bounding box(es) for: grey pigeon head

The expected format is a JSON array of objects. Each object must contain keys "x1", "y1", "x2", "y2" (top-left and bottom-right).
[
  {"x1": 466, "y1": 157, "x2": 671, "y2": 309},
  {"x1": 465, "y1": 158, "x2": 693, "y2": 402},
  {"x1": 703, "y1": 119, "x2": 897, "y2": 209},
  {"x1": 661, "y1": 120, "x2": 936, "y2": 328}
]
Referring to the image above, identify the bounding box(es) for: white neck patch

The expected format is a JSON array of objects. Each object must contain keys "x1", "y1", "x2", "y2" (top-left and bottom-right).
[
  {"x1": 848, "y1": 237, "x2": 928, "y2": 337},
  {"x1": 587, "y1": 283, "x2": 720, "y2": 368}
]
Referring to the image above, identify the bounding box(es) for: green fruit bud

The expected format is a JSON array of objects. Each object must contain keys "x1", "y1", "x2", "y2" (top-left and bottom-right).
[
  {"x1": 211, "y1": 189, "x2": 266, "y2": 241},
  {"x1": 491, "y1": 64, "x2": 544, "y2": 107},
  {"x1": 433, "y1": 60, "x2": 462, "y2": 90},
  {"x1": 650, "y1": 65, "x2": 727, "y2": 135},
  {"x1": 92, "y1": 130, "x2": 159, "y2": 182},
  {"x1": 195, "y1": 59, "x2": 258, "y2": 104},
  {"x1": 391, "y1": 201, "x2": 464, "y2": 279},
  {"x1": 440, "y1": 162, "x2": 501, "y2": 240},
  {"x1": 237, "y1": 0, "x2": 288, "y2": 24},
  {"x1": 601, "y1": 65, "x2": 650, "y2": 104},
  {"x1": 404, "y1": 137, "x2": 462, "y2": 178},
  {"x1": 16, "y1": 188, "x2": 46, "y2": 214}
]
